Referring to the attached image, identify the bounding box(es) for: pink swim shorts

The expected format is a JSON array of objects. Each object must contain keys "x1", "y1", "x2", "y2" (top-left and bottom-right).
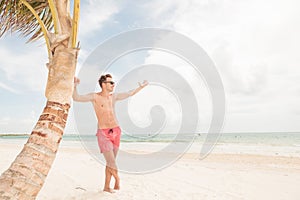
[{"x1": 96, "y1": 126, "x2": 121, "y2": 153}]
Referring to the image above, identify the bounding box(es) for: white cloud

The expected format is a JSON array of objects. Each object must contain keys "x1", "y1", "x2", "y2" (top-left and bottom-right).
[
  {"x1": 1, "y1": 0, "x2": 300, "y2": 133},
  {"x1": 0, "y1": 81, "x2": 20, "y2": 94},
  {"x1": 0, "y1": 113, "x2": 36, "y2": 133},
  {"x1": 141, "y1": 0, "x2": 300, "y2": 132},
  {"x1": 0, "y1": 117, "x2": 10, "y2": 125},
  {"x1": 127, "y1": 85, "x2": 182, "y2": 133},
  {"x1": 79, "y1": 0, "x2": 120, "y2": 38},
  {"x1": 0, "y1": 42, "x2": 48, "y2": 92},
  {"x1": 0, "y1": 1, "x2": 120, "y2": 93},
  {"x1": 143, "y1": 50, "x2": 212, "y2": 132}
]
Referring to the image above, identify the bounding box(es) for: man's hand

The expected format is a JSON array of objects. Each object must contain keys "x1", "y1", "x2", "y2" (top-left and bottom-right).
[
  {"x1": 74, "y1": 77, "x2": 80, "y2": 86},
  {"x1": 138, "y1": 80, "x2": 149, "y2": 88}
]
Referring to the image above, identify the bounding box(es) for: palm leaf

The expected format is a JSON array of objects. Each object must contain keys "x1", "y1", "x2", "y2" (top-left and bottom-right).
[{"x1": 0, "y1": 0, "x2": 53, "y2": 42}]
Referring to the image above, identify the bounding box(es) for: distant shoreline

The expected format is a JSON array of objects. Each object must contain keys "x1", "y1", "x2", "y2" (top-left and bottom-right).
[
  {"x1": 0, "y1": 131, "x2": 299, "y2": 136},
  {"x1": 0, "y1": 133, "x2": 30, "y2": 137}
]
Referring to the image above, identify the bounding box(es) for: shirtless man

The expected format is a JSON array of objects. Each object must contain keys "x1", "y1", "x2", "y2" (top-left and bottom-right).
[{"x1": 72, "y1": 74, "x2": 148, "y2": 193}]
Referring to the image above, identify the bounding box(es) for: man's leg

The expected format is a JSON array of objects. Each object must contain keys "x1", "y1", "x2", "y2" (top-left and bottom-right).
[
  {"x1": 103, "y1": 166, "x2": 114, "y2": 193},
  {"x1": 113, "y1": 148, "x2": 120, "y2": 190},
  {"x1": 103, "y1": 150, "x2": 119, "y2": 191},
  {"x1": 113, "y1": 148, "x2": 119, "y2": 158}
]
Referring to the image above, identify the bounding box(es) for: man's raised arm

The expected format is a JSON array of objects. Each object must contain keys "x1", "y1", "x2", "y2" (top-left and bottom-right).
[
  {"x1": 72, "y1": 77, "x2": 95, "y2": 102},
  {"x1": 114, "y1": 80, "x2": 148, "y2": 101}
]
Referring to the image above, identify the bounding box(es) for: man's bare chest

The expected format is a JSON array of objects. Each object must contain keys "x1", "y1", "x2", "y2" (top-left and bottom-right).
[{"x1": 95, "y1": 95, "x2": 113, "y2": 111}]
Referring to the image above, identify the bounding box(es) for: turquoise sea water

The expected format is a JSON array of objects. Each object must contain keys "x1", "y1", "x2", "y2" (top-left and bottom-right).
[{"x1": 1, "y1": 132, "x2": 299, "y2": 146}]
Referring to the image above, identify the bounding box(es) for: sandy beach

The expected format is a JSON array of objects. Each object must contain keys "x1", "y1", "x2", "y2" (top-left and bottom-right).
[{"x1": 0, "y1": 138, "x2": 300, "y2": 200}]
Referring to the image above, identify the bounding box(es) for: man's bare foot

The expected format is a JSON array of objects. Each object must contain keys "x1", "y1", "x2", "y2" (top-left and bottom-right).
[
  {"x1": 103, "y1": 187, "x2": 115, "y2": 193},
  {"x1": 114, "y1": 180, "x2": 120, "y2": 190}
]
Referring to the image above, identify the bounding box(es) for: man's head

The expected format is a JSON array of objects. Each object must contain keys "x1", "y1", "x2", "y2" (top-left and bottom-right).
[{"x1": 98, "y1": 74, "x2": 115, "y2": 91}]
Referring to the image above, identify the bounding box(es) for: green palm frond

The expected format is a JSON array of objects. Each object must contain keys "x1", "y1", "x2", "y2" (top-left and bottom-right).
[{"x1": 0, "y1": 0, "x2": 53, "y2": 42}]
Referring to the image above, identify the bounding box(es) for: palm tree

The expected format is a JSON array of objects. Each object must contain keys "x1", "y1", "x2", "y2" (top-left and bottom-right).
[{"x1": 0, "y1": 0, "x2": 80, "y2": 199}]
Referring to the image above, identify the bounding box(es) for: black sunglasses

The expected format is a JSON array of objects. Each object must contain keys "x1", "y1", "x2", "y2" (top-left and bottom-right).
[{"x1": 103, "y1": 81, "x2": 115, "y2": 85}]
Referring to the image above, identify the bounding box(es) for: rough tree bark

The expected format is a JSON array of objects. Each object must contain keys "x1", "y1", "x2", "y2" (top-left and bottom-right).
[{"x1": 0, "y1": 0, "x2": 79, "y2": 199}]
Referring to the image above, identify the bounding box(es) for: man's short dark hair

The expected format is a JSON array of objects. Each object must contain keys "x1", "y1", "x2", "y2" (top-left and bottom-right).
[{"x1": 98, "y1": 74, "x2": 112, "y2": 88}]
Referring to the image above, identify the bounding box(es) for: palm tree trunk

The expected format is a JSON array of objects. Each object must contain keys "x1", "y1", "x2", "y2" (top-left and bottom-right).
[
  {"x1": 0, "y1": 45, "x2": 77, "y2": 200},
  {"x1": 0, "y1": 40, "x2": 78, "y2": 199},
  {"x1": 0, "y1": 1, "x2": 78, "y2": 199},
  {"x1": 0, "y1": 46, "x2": 77, "y2": 199},
  {"x1": 0, "y1": 101, "x2": 70, "y2": 200}
]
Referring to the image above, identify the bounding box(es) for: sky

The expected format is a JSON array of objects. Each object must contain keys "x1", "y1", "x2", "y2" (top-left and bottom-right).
[{"x1": 0, "y1": 0, "x2": 300, "y2": 134}]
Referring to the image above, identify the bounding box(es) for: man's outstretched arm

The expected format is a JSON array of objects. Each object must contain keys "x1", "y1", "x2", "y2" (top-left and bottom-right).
[
  {"x1": 115, "y1": 80, "x2": 148, "y2": 101},
  {"x1": 72, "y1": 77, "x2": 95, "y2": 102}
]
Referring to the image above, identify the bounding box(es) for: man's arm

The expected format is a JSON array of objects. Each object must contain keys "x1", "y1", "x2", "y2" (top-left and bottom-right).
[
  {"x1": 72, "y1": 77, "x2": 95, "y2": 102},
  {"x1": 114, "y1": 80, "x2": 148, "y2": 101}
]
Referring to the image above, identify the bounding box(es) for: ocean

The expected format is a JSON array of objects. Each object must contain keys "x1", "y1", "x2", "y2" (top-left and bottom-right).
[
  {"x1": 1, "y1": 132, "x2": 299, "y2": 146},
  {"x1": 1, "y1": 132, "x2": 299, "y2": 158}
]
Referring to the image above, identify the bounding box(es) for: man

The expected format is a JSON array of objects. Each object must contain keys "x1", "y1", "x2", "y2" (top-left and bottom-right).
[{"x1": 72, "y1": 74, "x2": 148, "y2": 193}]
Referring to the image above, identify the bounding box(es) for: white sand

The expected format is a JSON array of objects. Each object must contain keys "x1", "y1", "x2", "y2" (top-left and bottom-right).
[{"x1": 0, "y1": 139, "x2": 300, "y2": 200}]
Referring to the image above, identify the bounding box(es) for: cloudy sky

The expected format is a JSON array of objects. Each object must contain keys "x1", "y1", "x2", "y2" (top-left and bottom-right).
[{"x1": 0, "y1": 0, "x2": 300, "y2": 134}]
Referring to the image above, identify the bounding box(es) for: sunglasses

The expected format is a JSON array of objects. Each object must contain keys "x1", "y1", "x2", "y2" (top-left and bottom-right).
[{"x1": 103, "y1": 81, "x2": 115, "y2": 85}]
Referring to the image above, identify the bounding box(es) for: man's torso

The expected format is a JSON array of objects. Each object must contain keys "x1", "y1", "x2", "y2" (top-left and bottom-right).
[{"x1": 93, "y1": 93, "x2": 119, "y2": 129}]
